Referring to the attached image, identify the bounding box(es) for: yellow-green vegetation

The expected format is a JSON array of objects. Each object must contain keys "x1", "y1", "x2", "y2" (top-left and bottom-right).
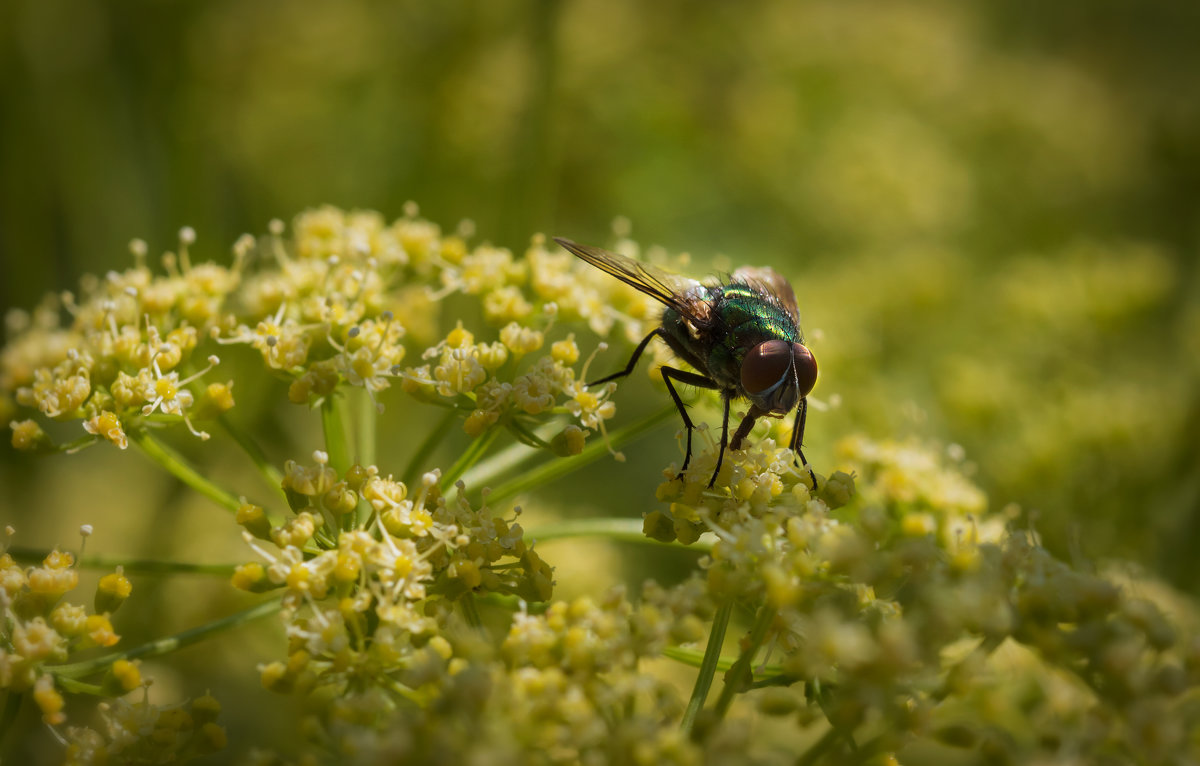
[{"x1": 1, "y1": 207, "x2": 1197, "y2": 764}]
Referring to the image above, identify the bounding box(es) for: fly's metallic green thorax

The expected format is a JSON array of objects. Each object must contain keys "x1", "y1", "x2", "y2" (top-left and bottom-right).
[
  {"x1": 552, "y1": 237, "x2": 819, "y2": 489},
  {"x1": 660, "y1": 283, "x2": 801, "y2": 391},
  {"x1": 707, "y1": 282, "x2": 801, "y2": 381}
]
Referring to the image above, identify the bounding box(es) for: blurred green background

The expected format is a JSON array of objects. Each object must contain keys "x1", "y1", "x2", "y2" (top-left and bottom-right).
[{"x1": 2, "y1": 0, "x2": 1199, "y2": 756}]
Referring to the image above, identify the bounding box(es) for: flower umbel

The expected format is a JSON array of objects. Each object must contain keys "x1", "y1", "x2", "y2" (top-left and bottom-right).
[{"x1": 2, "y1": 207, "x2": 1198, "y2": 764}]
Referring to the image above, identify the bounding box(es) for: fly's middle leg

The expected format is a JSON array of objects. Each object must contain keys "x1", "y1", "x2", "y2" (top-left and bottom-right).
[{"x1": 660, "y1": 366, "x2": 719, "y2": 475}]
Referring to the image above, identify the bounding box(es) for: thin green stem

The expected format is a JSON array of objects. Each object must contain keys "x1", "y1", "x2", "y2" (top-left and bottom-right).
[
  {"x1": 6, "y1": 547, "x2": 237, "y2": 577},
  {"x1": 218, "y1": 414, "x2": 285, "y2": 501},
  {"x1": 321, "y1": 394, "x2": 351, "y2": 475},
  {"x1": 402, "y1": 409, "x2": 459, "y2": 487},
  {"x1": 356, "y1": 388, "x2": 377, "y2": 469},
  {"x1": 663, "y1": 645, "x2": 714, "y2": 669},
  {"x1": 474, "y1": 592, "x2": 550, "y2": 614},
  {"x1": 55, "y1": 677, "x2": 105, "y2": 696},
  {"x1": 932, "y1": 633, "x2": 1006, "y2": 701},
  {"x1": 52, "y1": 599, "x2": 281, "y2": 679},
  {"x1": 458, "y1": 422, "x2": 561, "y2": 489},
  {"x1": 796, "y1": 726, "x2": 841, "y2": 766},
  {"x1": 461, "y1": 593, "x2": 485, "y2": 634},
  {"x1": 381, "y1": 675, "x2": 423, "y2": 706},
  {"x1": 440, "y1": 427, "x2": 500, "y2": 492},
  {"x1": 713, "y1": 605, "x2": 777, "y2": 721},
  {"x1": 661, "y1": 646, "x2": 790, "y2": 680},
  {"x1": 528, "y1": 517, "x2": 710, "y2": 551},
  {"x1": 485, "y1": 405, "x2": 675, "y2": 505},
  {"x1": 57, "y1": 435, "x2": 99, "y2": 453},
  {"x1": 129, "y1": 429, "x2": 242, "y2": 514},
  {"x1": 681, "y1": 601, "x2": 733, "y2": 736},
  {"x1": 812, "y1": 681, "x2": 858, "y2": 753}
]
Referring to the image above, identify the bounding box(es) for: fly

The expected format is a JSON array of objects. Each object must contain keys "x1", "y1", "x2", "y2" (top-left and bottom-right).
[{"x1": 554, "y1": 237, "x2": 818, "y2": 488}]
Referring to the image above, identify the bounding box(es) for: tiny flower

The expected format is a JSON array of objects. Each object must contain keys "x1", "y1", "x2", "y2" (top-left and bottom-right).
[
  {"x1": 95, "y1": 569, "x2": 133, "y2": 614},
  {"x1": 236, "y1": 503, "x2": 272, "y2": 540},
  {"x1": 551, "y1": 424, "x2": 586, "y2": 456},
  {"x1": 50, "y1": 603, "x2": 88, "y2": 638},
  {"x1": 231, "y1": 562, "x2": 273, "y2": 593},
  {"x1": 84, "y1": 613, "x2": 120, "y2": 647},
  {"x1": 83, "y1": 411, "x2": 128, "y2": 449},
  {"x1": 499, "y1": 322, "x2": 543, "y2": 354},
  {"x1": 484, "y1": 286, "x2": 534, "y2": 323},
  {"x1": 551, "y1": 335, "x2": 580, "y2": 365},
  {"x1": 33, "y1": 675, "x2": 65, "y2": 725},
  {"x1": 10, "y1": 419, "x2": 50, "y2": 451},
  {"x1": 110, "y1": 658, "x2": 142, "y2": 692},
  {"x1": 12, "y1": 618, "x2": 68, "y2": 662}
]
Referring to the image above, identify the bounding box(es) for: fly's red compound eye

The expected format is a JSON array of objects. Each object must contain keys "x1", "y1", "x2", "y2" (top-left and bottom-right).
[
  {"x1": 741, "y1": 339, "x2": 794, "y2": 395},
  {"x1": 792, "y1": 343, "x2": 817, "y2": 397}
]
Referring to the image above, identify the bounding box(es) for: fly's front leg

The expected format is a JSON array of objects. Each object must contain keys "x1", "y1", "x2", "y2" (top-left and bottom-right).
[
  {"x1": 660, "y1": 366, "x2": 720, "y2": 475},
  {"x1": 588, "y1": 329, "x2": 664, "y2": 386},
  {"x1": 789, "y1": 398, "x2": 817, "y2": 487},
  {"x1": 720, "y1": 405, "x2": 768, "y2": 489},
  {"x1": 729, "y1": 403, "x2": 766, "y2": 451}
]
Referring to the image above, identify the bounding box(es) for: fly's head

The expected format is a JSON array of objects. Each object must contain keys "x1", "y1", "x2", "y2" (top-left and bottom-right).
[{"x1": 740, "y1": 339, "x2": 817, "y2": 416}]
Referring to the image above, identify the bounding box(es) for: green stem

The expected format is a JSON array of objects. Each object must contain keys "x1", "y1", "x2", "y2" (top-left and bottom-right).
[
  {"x1": 356, "y1": 388, "x2": 377, "y2": 469},
  {"x1": 218, "y1": 414, "x2": 285, "y2": 501},
  {"x1": 402, "y1": 409, "x2": 459, "y2": 487},
  {"x1": 932, "y1": 633, "x2": 1006, "y2": 702},
  {"x1": 485, "y1": 405, "x2": 675, "y2": 505},
  {"x1": 55, "y1": 677, "x2": 105, "y2": 696},
  {"x1": 528, "y1": 517, "x2": 709, "y2": 550},
  {"x1": 52, "y1": 599, "x2": 281, "y2": 679},
  {"x1": 681, "y1": 600, "x2": 733, "y2": 736},
  {"x1": 458, "y1": 422, "x2": 562, "y2": 489},
  {"x1": 381, "y1": 675, "x2": 423, "y2": 706},
  {"x1": 713, "y1": 605, "x2": 777, "y2": 721},
  {"x1": 56, "y1": 435, "x2": 99, "y2": 453},
  {"x1": 461, "y1": 593, "x2": 485, "y2": 633},
  {"x1": 661, "y1": 645, "x2": 790, "y2": 680},
  {"x1": 440, "y1": 427, "x2": 500, "y2": 492},
  {"x1": 813, "y1": 681, "x2": 858, "y2": 753},
  {"x1": 6, "y1": 547, "x2": 237, "y2": 577},
  {"x1": 321, "y1": 394, "x2": 351, "y2": 475},
  {"x1": 662, "y1": 645, "x2": 714, "y2": 669},
  {"x1": 796, "y1": 726, "x2": 841, "y2": 766},
  {"x1": 129, "y1": 429, "x2": 243, "y2": 514}
]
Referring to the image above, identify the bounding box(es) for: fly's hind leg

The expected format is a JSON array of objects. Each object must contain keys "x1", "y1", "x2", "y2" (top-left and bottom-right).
[
  {"x1": 659, "y1": 366, "x2": 720, "y2": 476},
  {"x1": 588, "y1": 329, "x2": 664, "y2": 386}
]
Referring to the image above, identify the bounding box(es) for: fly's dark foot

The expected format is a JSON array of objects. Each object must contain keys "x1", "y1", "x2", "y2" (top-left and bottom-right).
[{"x1": 792, "y1": 457, "x2": 818, "y2": 489}]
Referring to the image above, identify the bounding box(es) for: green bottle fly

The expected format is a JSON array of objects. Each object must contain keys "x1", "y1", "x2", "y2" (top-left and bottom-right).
[{"x1": 554, "y1": 238, "x2": 818, "y2": 488}]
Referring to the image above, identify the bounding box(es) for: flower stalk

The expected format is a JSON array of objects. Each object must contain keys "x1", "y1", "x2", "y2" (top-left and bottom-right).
[{"x1": 681, "y1": 599, "x2": 733, "y2": 735}]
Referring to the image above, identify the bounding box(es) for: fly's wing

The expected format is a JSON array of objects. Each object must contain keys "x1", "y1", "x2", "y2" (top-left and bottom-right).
[
  {"x1": 731, "y1": 265, "x2": 800, "y2": 326},
  {"x1": 554, "y1": 238, "x2": 708, "y2": 324}
]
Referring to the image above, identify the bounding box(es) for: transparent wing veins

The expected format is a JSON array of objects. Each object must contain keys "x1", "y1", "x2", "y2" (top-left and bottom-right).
[{"x1": 553, "y1": 237, "x2": 706, "y2": 323}]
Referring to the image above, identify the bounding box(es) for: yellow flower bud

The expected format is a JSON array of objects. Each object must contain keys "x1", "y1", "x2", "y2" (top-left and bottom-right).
[{"x1": 95, "y1": 569, "x2": 133, "y2": 614}]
